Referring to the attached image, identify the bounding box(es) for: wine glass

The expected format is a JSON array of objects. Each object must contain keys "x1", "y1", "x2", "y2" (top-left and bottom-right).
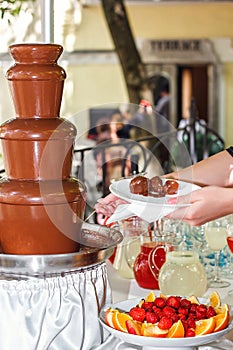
[
  {"x1": 223, "y1": 222, "x2": 233, "y2": 304},
  {"x1": 204, "y1": 218, "x2": 230, "y2": 288}
]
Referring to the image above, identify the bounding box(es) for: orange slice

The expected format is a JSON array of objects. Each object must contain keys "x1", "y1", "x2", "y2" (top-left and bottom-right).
[
  {"x1": 195, "y1": 317, "x2": 216, "y2": 336},
  {"x1": 209, "y1": 291, "x2": 221, "y2": 308},
  {"x1": 145, "y1": 291, "x2": 156, "y2": 302},
  {"x1": 141, "y1": 323, "x2": 168, "y2": 337},
  {"x1": 214, "y1": 304, "x2": 230, "y2": 332},
  {"x1": 159, "y1": 293, "x2": 167, "y2": 299},
  {"x1": 126, "y1": 319, "x2": 142, "y2": 335},
  {"x1": 105, "y1": 308, "x2": 116, "y2": 328},
  {"x1": 215, "y1": 303, "x2": 229, "y2": 314},
  {"x1": 112, "y1": 310, "x2": 132, "y2": 332},
  {"x1": 187, "y1": 295, "x2": 200, "y2": 304},
  {"x1": 166, "y1": 320, "x2": 185, "y2": 338}
]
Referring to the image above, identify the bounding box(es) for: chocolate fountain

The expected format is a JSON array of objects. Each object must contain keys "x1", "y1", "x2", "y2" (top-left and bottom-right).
[
  {"x1": 0, "y1": 43, "x2": 88, "y2": 255},
  {"x1": 0, "y1": 42, "x2": 120, "y2": 262},
  {"x1": 0, "y1": 44, "x2": 123, "y2": 350}
]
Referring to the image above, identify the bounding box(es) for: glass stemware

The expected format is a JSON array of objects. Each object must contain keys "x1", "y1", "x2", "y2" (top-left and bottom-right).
[
  {"x1": 223, "y1": 222, "x2": 233, "y2": 304},
  {"x1": 204, "y1": 218, "x2": 230, "y2": 288}
]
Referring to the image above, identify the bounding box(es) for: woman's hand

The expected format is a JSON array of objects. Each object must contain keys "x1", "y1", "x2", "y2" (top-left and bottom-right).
[
  {"x1": 94, "y1": 193, "x2": 128, "y2": 217},
  {"x1": 166, "y1": 186, "x2": 233, "y2": 226}
]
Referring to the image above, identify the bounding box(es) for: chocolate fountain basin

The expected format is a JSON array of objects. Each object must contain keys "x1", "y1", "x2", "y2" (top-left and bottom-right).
[
  {"x1": 0, "y1": 177, "x2": 86, "y2": 254},
  {"x1": 0, "y1": 222, "x2": 123, "y2": 277}
]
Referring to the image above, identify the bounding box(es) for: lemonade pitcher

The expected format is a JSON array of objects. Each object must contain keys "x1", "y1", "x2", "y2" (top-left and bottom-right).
[{"x1": 158, "y1": 241, "x2": 207, "y2": 296}]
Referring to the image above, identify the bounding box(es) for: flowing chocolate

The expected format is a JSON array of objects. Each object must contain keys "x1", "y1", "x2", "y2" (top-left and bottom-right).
[{"x1": 0, "y1": 44, "x2": 86, "y2": 254}]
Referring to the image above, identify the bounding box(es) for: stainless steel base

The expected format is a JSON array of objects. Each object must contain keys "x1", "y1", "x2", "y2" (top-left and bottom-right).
[{"x1": 0, "y1": 222, "x2": 123, "y2": 277}]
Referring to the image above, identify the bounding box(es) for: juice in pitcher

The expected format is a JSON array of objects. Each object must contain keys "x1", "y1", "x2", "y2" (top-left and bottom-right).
[
  {"x1": 158, "y1": 243, "x2": 207, "y2": 296},
  {"x1": 133, "y1": 231, "x2": 173, "y2": 289}
]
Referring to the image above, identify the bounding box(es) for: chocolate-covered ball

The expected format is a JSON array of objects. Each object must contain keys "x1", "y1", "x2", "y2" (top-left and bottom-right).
[
  {"x1": 130, "y1": 176, "x2": 149, "y2": 196},
  {"x1": 149, "y1": 176, "x2": 165, "y2": 197}
]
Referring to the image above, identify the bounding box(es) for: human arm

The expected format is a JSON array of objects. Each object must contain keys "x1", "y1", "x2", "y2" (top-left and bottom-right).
[
  {"x1": 165, "y1": 149, "x2": 233, "y2": 187},
  {"x1": 167, "y1": 186, "x2": 233, "y2": 226},
  {"x1": 165, "y1": 148, "x2": 233, "y2": 225}
]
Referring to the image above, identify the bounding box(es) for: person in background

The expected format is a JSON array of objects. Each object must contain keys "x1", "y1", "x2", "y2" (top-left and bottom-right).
[
  {"x1": 129, "y1": 99, "x2": 156, "y2": 150},
  {"x1": 155, "y1": 82, "x2": 171, "y2": 170},
  {"x1": 155, "y1": 82, "x2": 170, "y2": 132},
  {"x1": 95, "y1": 118, "x2": 112, "y2": 144},
  {"x1": 94, "y1": 147, "x2": 233, "y2": 226},
  {"x1": 112, "y1": 111, "x2": 132, "y2": 139},
  {"x1": 94, "y1": 114, "x2": 131, "y2": 198}
]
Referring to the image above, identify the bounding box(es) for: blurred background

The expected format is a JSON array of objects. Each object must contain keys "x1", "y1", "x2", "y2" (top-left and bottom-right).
[{"x1": 0, "y1": 0, "x2": 233, "y2": 147}]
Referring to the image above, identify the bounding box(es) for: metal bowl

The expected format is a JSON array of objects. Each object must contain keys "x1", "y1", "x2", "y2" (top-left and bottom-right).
[{"x1": 0, "y1": 222, "x2": 123, "y2": 278}]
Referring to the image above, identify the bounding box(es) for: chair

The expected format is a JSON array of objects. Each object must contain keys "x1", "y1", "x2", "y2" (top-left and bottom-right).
[
  {"x1": 0, "y1": 169, "x2": 5, "y2": 178},
  {"x1": 73, "y1": 139, "x2": 148, "y2": 197},
  {"x1": 172, "y1": 98, "x2": 225, "y2": 168}
]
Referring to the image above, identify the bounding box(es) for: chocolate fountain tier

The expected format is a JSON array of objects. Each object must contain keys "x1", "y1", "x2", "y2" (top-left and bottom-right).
[
  {"x1": 0, "y1": 178, "x2": 86, "y2": 255},
  {"x1": 7, "y1": 44, "x2": 65, "y2": 119},
  {"x1": 0, "y1": 223, "x2": 123, "y2": 277},
  {"x1": 0, "y1": 118, "x2": 77, "y2": 180}
]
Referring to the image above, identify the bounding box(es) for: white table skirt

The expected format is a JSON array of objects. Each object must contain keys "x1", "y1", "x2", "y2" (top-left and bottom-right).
[{"x1": 0, "y1": 263, "x2": 113, "y2": 350}]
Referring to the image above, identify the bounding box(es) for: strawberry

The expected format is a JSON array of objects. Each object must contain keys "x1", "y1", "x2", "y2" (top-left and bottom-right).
[
  {"x1": 196, "y1": 304, "x2": 207, "y2": 319},
  {"x1": 190, "y1": 304, "x2": 198, "y2": 313},
  {"x1": 171, "y1": 313, "x2": 179, "y2": 323},
  {"x1": 187, "y1": 318, "x2": 196, "y2": 329},
  {"x1": 178, "y1": 313, "x2": 187, "y2": 321},
  {"x1": 141, "y1": 301, "x2": 154, "y2": 310},
  {"x1": 181, "y1": 320, "x2": 188, "y2": 332},
  {"x1": 178, "y1": 307, "x2": 189, "y2": 316},
  {"x1": 166, "y1": 296, "x2": 181, "y2": 309},
  {"x1": 129, "y1": 307, "x2": 146, "y2": 322},
  {"x1": 196, "y1": 304, "x2": 207, "y2": 313},
  {"x1": 162, "y1": 306, "x2": 176, "y2": 317},
  {"x1": 180, "y1": 299, "x2": 191, "y2": 309},
  {"x1": 152, "y1": 306, "x2": 163, "y2": 318},
  {"x1": 158, "y1": 316, "x2": 173, "y2": 330},
  {"x1": 196, "y1": 311, "x2": 207, "y2": 320},
  {"x1": 185, "y1": 328, "x2": 196, "y2": 337},
  {"x1": 154, "y1": 297, "x2": 166, "y2": 308},
  {"x1": 145, "y1": 311, "x2": 159, "y2": 324},
  {"x1": 206, "y1": 306, "x2": 216, "y2": 318}
]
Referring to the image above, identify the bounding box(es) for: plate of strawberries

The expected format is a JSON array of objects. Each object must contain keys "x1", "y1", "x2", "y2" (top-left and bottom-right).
[{"x1": 99, "y1": 291, "x2": 233, "y2": 350}]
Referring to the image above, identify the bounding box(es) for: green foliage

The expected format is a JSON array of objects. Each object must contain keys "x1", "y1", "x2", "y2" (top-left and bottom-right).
[{"x1": 0, "y1": 0, "x2": 35, "y2": 22}]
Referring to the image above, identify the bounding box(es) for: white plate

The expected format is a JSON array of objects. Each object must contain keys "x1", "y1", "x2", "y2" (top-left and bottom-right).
[
  {"x1": 99, "y1": 297, "x2": 233, "y2": 350},
  {"x1": 108, "y1": 179, "x2": 200, "y2": 222},
  {"x1": 109, "y1": 178, "x2": 200, "y2": 205}
]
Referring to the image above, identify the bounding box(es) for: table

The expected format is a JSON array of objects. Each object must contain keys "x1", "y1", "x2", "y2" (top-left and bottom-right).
[{"x1": 106, "y1": 260, "x2": 233, "y2": 342}]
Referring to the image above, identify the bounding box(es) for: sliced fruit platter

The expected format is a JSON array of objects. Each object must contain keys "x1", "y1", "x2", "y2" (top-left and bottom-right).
[{"x1": 99, "y1": 291, "x2": 233, "y2": 349}]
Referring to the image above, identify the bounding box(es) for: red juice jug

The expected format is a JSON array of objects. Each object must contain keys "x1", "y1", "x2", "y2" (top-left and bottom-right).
[{"x1": 133, "y1": 231, "x2": 174, "y2": 289}]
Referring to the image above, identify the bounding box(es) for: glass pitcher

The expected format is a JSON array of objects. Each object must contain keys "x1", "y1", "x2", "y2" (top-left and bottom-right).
[
  {"x1": 158, "y1": 241, "x2": 207, "y2": 296},
  {"x1": 133, "y1": 230, "x2": 175, "y2": 289},
  {"x1": 113, "y1": 216, "x2": 148, "y2": 279}
]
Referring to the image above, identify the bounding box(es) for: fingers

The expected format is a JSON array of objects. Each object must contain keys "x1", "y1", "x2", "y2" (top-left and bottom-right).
[
  {"x1": 94, "y1": 201, "x2": 117, "y2": 216},
  {"x1": 97, "y1": 193, "x2": 119, "y2": 205},
  {"x1": 167, "y1": 189, "x2": 202, "y2": 205},
  {"x1": 94, "y1": 194, "x2": 119, "y2": 215},
  {"x1": 166, "y1": 206, "x2": 191, "y2": 221},
  {"x1": 94, "y1": 193, "x2": 129, "y2": 216}
]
